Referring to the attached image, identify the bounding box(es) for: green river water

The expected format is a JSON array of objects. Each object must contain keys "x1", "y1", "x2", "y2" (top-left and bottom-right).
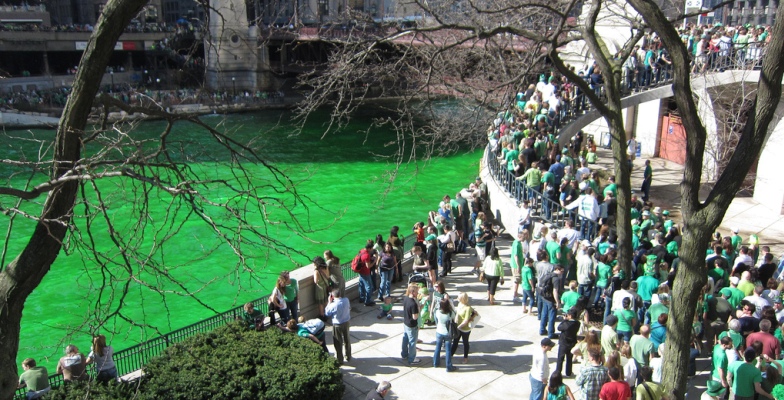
[{"x1": 2, "y1": 105, "x2": 482, "y2": 372}]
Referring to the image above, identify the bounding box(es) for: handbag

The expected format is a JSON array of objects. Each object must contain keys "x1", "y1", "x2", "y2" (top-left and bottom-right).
[{"x1": 479, "y1": 271, "x2": 486, "y2": 283}]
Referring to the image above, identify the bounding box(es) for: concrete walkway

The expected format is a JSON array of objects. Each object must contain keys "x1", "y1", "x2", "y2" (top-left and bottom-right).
[
  {"x1": 331, "y1": 148, "x2": 784, "y2": 400},
  {"x1": 592, "y1": 148, "x2": 784, "y2": 255},
  {"x1": 332, "y1": 236, "x2": 713, "y2": 400}
]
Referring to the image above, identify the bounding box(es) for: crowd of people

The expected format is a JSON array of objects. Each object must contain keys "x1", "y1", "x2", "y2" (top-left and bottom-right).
[{"x1": 485, "y1": 35, "x2": 784, "y2": 400}]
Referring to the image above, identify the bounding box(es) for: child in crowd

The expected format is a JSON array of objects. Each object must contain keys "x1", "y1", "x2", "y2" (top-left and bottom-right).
[
  {"x1": 418, "y1": 285, "x2": 432, "y2": 327},
  {"x1": 377, "y1": 296, "x2": 393, "y2": 320}
]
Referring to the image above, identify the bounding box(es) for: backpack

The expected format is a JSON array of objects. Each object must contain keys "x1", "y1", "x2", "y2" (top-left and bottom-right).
[
  {"x1": 538, "y1": 272, "x2": 556, "y2": 298},
  {"x1": 351, "y1": 251, "x2": 364, "y2": 273}
]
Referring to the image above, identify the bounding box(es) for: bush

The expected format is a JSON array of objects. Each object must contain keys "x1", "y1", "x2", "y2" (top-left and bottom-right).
[
  {"x1": 45, "y1": 380, "x2": 141, "y2": 400},
  {"x1": 46, "y1": 323, "x2": 343, "y2": 400}
]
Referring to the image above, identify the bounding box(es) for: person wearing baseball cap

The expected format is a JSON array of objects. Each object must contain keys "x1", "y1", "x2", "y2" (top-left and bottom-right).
[{"x1": 530, "y1": 337, "x2": 556, "y2": 400}]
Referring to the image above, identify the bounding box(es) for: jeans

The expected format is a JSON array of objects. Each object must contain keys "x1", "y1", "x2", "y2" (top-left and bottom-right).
[
  {"x1": 379, "y1": 269, "x2": 393, "y2": 299},
  {"x1": 402, "y1": 324, "x2": 419, "y2": 363},
  {"x1": 286, "y1": 300, "x2": 299, "y2": 322},
  {"x1": 370, "y1": 269, "x2": 379, "y2": 294},
  {"x1": 590, "y1": 285, "x2": 604, "y2": 308},
  {"x1": 639, "y1": 300, "x2": 651, "y2": 325},
  {"x1": 604, "y1": 296, "x2": 613, "y2": 320},
  {"x1": 618, "y1": 329, "x2": 633, "y2": 342},
  {"x1": 579, "y1": 217, "x2": 596, "y2": 240},
  {"x1": 358, "y1": 273, "x2": 373, "y2": 304},
  {"x1": 539, "y1": 298, "x2": 556, "y2": 337},
  {"x1": 522, "y1": 289, "x2": 535, "y2": 309},
  {"x1": 641, "y1": 178, "x2": 652, "y2": 202},
  {"x1": 451, "y1": 330, "x2": 471, "y2": 359},
  {"x1": 578, "y1": 283, "x2": 593, "y2": 299},
  {"x1": 332, "y1": 322, "x2": 351, "y2": 363},
  {"x1": 268, "y1": 307, "x2": 290, "y2": 325},
  {"x1": 529, "y1": 374, "x2": 545, "y2": 400},
  {"x1": 434, "y1": 332, "x2": 454, "y2": 369}
]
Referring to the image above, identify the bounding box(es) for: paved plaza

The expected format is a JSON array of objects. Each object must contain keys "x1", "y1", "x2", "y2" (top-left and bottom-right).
[{"x1": 330, "y1": 148, "x2": 784, "y2": 400}]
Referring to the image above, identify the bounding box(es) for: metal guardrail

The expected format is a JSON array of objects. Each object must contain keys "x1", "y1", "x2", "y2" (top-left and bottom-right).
[
  {"x1": 485, "y1": 144, "x2": 598, "y2": 240},
  {"x1": 16, "y1": 232, "x2": 417, "y2": 399}
]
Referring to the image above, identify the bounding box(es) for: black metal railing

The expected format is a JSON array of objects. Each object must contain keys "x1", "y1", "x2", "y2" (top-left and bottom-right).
[{"x1": 485, "y1": 144, "x2": 598, "y2": 240}]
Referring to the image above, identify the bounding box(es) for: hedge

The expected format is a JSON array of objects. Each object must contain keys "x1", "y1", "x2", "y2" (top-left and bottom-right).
[{"x1": 46, "y1": 323, "x2": 343, "y2": 400}]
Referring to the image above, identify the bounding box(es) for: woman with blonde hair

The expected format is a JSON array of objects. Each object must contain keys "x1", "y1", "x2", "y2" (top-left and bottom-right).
[
  {"x1": 450, "y1": 292, "x2": 477, "y2": 364},
  {"x1": 86, "y1": 335, "x2": 117, "y2": 383},
  {"x1": 324, "y1": 250, "x2": 345, "y2": 297},
  {"x1": 268, "y1": 275, "x2": 290, "y2": 325}
]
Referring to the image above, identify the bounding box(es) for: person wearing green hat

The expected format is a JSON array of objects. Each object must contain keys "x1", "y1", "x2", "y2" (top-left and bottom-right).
[
  {"x1": 631, "y1": 224, "x2": 642, "y2": 250},
  {"x1": 702, "y1": 379, "x2": 727, "y2": 400},
  {"x1": 662, "y1": 210, "x2": 673, "y2": 231}
]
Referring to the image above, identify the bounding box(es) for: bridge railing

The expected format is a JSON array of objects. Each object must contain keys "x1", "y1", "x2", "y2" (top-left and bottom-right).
[{"x1": 485, "y1": 144, "x2": 598, "y2": 240}]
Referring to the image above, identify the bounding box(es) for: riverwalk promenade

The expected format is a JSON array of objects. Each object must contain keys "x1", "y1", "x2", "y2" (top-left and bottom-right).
[{"x1": 334, "y1": 146, "x2": 784, "y2": 400}]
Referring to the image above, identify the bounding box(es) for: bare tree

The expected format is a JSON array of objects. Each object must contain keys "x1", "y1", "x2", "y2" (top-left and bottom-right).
[
  {"x1": 0, "y1": 0, "x2": 327, "y2": 398},
  {"x1": 623, "y1": 1, "x2": 784, "y2": 398}
]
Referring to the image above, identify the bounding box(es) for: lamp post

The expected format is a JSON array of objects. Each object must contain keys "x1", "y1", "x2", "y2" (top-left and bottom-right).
[
  {"x1": 109, "y1": 70, "x2": 114, "y2": 93},
  {"x1": 232, "y1": 77, "x2": 236, "y2": 100},
  {"x1": 156, "y1": 78, "x2": 160, "y2": 90}
]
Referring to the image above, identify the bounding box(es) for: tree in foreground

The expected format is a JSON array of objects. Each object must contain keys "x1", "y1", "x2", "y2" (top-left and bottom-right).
[
  {"x1": 298, "y1": 0, "x2": 784, "y2": 399},
  {"x1": 0, "y1": 0, "x2": 324, "y2": 399}
]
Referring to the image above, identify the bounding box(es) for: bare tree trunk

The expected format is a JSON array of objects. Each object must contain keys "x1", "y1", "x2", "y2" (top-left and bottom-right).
[
  {"x1": 624, "y1": 0, "x2": 784, "y2": 398},
  {"x1": 0, "y1": 0, "x2": 146, "y2": 398}
]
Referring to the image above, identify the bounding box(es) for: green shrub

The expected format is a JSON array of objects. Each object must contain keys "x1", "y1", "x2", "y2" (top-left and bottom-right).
[
  {"x1": 46, "y1": 323, "x2": 343, "y2": 400},
  {"x1": 45, "y1": 380, "x2": 142, "y2": 400}
]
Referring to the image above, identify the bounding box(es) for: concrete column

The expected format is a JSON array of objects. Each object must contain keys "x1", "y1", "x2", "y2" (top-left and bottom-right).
[
  {"x1": 753, "y1": 100, "x2": 784, "y2": 215},
  {"x1": 42, "y1": 52, "x2": 51, "y2": 76}
]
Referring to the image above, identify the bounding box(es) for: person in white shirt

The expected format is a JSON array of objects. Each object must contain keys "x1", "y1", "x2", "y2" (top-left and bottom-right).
[
  {"x1": 650, "y1": 344, "x2": 665, "y2": 383},
  {"x1": 557, "y1": 219, "x2": 580, "y2": 253},
  {"x1": 530, "y1": 338, "x2": 555, "y2": 400},
  {"x1": 627, "y1": 136, "x2": 637, "y2": 163},
  {"x1": 743, "y1": 285, "x2": 771, "y2": 319},
  {"x1": 565, "y1": 187, "x2": 600, "y2": 240},
  {"x1": 576, "y1": 242, "x2": 596, "y2": 299}
]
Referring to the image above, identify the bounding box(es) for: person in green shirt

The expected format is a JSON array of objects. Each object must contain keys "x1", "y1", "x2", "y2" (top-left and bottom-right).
[
  {"x1": 561, "y1": 280, "x2": 581, "y2": 313},
  {"x1": 712, "y1": 336, "x2": 734, "y2": 387},
  {"x1": 662, "y1": 210, "x2": 674, "y2": 231},
  {"x1": 727, "y1": 348, "x2": 772, "y2": 399},
  {"x1": 517, "y1": 162, "x2": 543, "y2": 198},
  {"x1": 646, "y1": 294, "x2": 669, "y2": 326},
  {"x1": 521, "y1": 257, "x2": 535, "y2": 314},
  {"x1": 720, "y1": 277, "x2": 746, "y2": 309},
  {"x1": 718, "y1": 319, "x2": 744, "y2": 350},
  {"x1": 592, "y1": 257, "x2": 612, "y2": 309},
  {"x1": 510, "y1": 231, "x2": 527, "y2": 299},
  {"x1": 241, "y1": 302, "x2": 265, "y2": 330},
  {"x1": 613, "y1": 297, "x2": 637, "y2": 342},
  {"x1": 561, "y1": 148, "x2": 575, "y2": 170},
  {"x1": 546, "y1": 231, "x2": 562, "y2": 264},
  {"x1": 18, "y1": 358, "x2": 50, "y2": 398},
  {"x1": 504, "y1": 143, "x2": 519, "y2": 172},
  {"x1": 731, "y1": 228, "x2": 743, "y2": 252},
  {"x1": 603, "y1": 175, "x2": 617, "y2": 198}
]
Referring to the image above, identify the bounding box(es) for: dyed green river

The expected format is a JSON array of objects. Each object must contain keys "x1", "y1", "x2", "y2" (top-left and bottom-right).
[{"x1": 2, "y1": 105, "x2": 481, "y2": 372}]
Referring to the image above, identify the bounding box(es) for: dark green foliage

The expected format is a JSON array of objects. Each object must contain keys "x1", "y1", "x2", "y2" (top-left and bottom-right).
[
  {"x1": 142, "y1": 323, "x2": 343, "y2": 400},
  {"x1": 45, "y1": 380, "x2": 142, "y2": 400},
  {"x1": 45, "y1": 323, "x2": 343, "y2": 400}
]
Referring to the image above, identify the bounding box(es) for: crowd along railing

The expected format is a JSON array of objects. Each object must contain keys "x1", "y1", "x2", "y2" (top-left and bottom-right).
[{"x1": 15, "y1": 233, "x2": 416, "y2": 399}]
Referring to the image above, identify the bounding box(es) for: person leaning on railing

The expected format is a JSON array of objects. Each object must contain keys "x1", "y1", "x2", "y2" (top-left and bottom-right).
[
  {"x1": 239, "y1": 302, "x2": 265, "y2": 331},
  {"x1": 56, "y1": 344, "x2": 89, "y2": 382}
]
